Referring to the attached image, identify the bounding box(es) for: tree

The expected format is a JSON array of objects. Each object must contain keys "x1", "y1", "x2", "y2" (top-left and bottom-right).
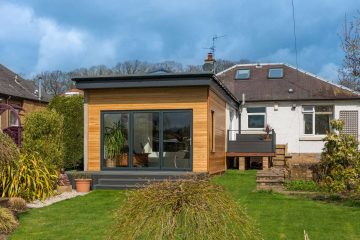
[
  {"x1": 22, "y1": 109, "x2": 64, "y2": 169},
  {"x1": 338, "y1": 12, "x2": 360, "y2": 91},
  {"x1": 34, "y1": 70, "x2": 72, "y2": 96},
  {"x1": 48, "y1": 95, "x2": 84, "y2": 170}
]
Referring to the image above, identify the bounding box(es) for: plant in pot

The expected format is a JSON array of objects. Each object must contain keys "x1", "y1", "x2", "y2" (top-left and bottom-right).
[
  {"x1": 262, "y1": 124, "x2": 273, "y2": 140},
  {"x1": 104, "y1": 121, "x2": 128, "y2": 167},
  {"x1": 74, "y1": 172, "x2": 92, "y2": 193}
]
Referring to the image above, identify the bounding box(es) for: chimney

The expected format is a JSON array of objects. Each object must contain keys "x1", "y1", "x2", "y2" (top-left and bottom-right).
[{"x1": 202, "y1": 52, "x2": 216, "y2": 72}]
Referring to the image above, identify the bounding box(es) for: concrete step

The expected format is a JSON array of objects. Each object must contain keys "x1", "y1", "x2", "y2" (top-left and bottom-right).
[
  {"x1": 98, "y1": 178, "x2": 178, "y2": 185},
  {"x1": 94, "y1": 184, "x2": 144, "y2": 190}
]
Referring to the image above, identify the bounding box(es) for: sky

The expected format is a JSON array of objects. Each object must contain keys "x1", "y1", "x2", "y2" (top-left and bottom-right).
[{"x1": 0, "y1": 0, "x2": 359, "y2": 81}]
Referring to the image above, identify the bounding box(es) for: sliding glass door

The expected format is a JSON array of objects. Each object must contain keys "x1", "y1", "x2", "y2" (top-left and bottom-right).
[
  {"x1": 162, "y1": 111, "x2": 192, "y2": 170},
  {"x1": 133, "y1": 112, "x2": 160, "y2": 168},
  {"x1": 101, "y1": 110, "x2": 192, "y2": 170}
]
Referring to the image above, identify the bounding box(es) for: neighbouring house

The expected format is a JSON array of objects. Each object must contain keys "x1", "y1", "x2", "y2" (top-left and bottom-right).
[
  {"x1": 61, "y1": 88, "x2": 84, "y2": 96},
  {"x1": 0, "y1": 64, "x2": 50, "y2": 144},
  {"x1": 217, "y1": 63, "x2": 360, "y2": 168}
]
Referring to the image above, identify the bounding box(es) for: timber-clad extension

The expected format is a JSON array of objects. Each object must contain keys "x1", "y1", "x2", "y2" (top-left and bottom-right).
[{"x1": 74, "y1": 73, "x2": 239, "y2": 175}]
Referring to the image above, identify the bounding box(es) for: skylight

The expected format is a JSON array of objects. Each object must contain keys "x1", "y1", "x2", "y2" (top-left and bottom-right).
[
  {"x1": 235, "y1": 69, "x2": 250, "y2": 80},
  {"x1": 268, "y1": 68, "x2": 283, "y2": 79}
]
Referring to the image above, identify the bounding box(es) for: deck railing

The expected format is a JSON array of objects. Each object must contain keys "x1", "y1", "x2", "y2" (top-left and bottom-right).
[{"x1": 227, "y1": 129, "x2": 276, "y2": 153}]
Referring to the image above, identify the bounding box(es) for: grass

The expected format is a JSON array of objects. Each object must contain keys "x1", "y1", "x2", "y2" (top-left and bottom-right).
[{"x1": 9, "y1": 170, "x2": 360, "y2": 240}]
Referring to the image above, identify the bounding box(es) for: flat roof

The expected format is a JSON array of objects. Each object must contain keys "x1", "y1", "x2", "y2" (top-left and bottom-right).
[{"x1": 72, "y1": 72, "x2": 239, "y2": 108}]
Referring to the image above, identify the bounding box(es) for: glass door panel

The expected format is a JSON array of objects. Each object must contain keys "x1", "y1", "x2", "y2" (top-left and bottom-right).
[
  {"x1": 133, "y1": 112, "x2": 160, "y2": 168},
  {"x1": 103, "y1": 113, "x2": 129, "y2": 168},
  {"x1": 162, "y1": 111, "x2": 191, "y2": 169}
]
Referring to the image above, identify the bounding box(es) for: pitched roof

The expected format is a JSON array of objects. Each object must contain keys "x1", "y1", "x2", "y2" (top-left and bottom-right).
[
  {"x1": 216, "y1": 63, "x2": 360, "y2": 102},
  {"x1": 0, "y1": 64, "x2": 51, "y2": 102}
]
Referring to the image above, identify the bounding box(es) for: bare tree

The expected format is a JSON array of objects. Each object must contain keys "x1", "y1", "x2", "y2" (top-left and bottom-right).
[
  {"x1": 34, "y1": 70, "x2": 70, "y2": 96},
  {"x1": 113, "y1": 60, "x2": 150, "y2": 74},
  {"x1": 339, "y1": 12, "x2": 360, "y2": 91}
]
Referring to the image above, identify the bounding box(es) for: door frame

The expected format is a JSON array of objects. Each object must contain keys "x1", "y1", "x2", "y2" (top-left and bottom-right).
[{"x1": 100, "y1": 109, "x2": 193, "y2": 171}]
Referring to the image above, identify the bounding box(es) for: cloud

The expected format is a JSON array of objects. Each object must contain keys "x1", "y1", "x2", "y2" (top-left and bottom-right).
[
  {"x1": 317, "y1": 63, "x2": 339, "y2": 82},
  {"x1": 0, "y1": 2, "x2": 117, "y2": 75}
]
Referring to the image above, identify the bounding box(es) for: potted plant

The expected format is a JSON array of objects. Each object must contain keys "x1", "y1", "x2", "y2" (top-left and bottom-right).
[
  {"x1": 263, "y1": 124, "x2": 273, "y2": 140},
  {"x1": 104, "y1": 121, "x2": 127, "y2": 167},
  {"x1": 74, "y1": 172, "x2": 92, "y2": 193}
]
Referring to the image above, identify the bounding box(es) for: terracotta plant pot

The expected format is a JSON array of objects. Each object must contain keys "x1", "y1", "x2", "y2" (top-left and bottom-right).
[
  {"x1": 106, "y1": 159, "x2": 116, "y2": 168},
  {"x1": 75, "y1": 179, "x2": 92, "y2": 193}
]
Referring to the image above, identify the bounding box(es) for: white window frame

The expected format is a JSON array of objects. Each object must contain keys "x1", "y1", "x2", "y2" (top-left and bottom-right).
[
  {"x1": 235, "y1": 69, "x2": 250, "y2": 80},
  {"x1": 268, "y1": 68, "x2": 284, "y2": 79},
  {"x1": 9, "y1": 109, "x2": 19, "y2": 127},
  {"x1": 302, "y1": 105, "x2": 333, "y2": 136},
  {"x1": 247, "y1": 107, "x2": 266, "y2": 130}
]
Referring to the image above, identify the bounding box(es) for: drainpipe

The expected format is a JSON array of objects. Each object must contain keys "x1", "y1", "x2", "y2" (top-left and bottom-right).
[{"x1": 6, "y1": 96, "x2": 11, "y2": 128}]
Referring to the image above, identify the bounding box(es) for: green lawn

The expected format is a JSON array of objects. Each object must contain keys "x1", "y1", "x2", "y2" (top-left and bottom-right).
[{"x1": 9, "y1": 170, "x2": 360, "y2": 240}]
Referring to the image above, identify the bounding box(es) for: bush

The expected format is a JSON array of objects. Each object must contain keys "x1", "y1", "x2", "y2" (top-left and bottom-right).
[
  {"x1": 108, "y1": 178, "x2": 262, "y2": 240},
  {"x1": 285, "y1": 180, "x2": 319, "y2": 192},
  {"x1": 317, "y1": 120, "x2": 360, "y2": 194},
  {"x1": 22, "y1": 109, "x2": 64, "y2": 169},
  {"x1": 49, "y1": 95, "x2": 84, "y2": 170},
  {"x1": 8, "y1": 197, "x2": 28, "y2": 214},
  {"x1": 0, "y1": 207, "x2": 18, "y2": 234},
  {"x1": 2, "y1": 153, "x2": 58, "y2": 202},
  {"x1": 0, "y1": 131, "x2": 20, "y2": 171},
  {"x1": 0, "y1": 131, "x2": 20, "y2": 196}
]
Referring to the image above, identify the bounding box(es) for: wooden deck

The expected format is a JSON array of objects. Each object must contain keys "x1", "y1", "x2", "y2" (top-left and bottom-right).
[{"x1": 226, "y1": 152, "x2": 276, "y2": 157}]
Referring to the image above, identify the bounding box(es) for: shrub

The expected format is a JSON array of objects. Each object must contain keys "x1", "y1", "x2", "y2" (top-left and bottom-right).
[
  {"x1": 285, "y1": 180, "x2": 319, "y2": 192},
  {"x1": 22, "y1": 109, "x2": 64, "y2": 169},
  {"x1": 0, "y1": 131, "x2": 20, "y2": 171},
  {"x1": 48, "y1": 95, "x2": 84, "y2": 170},
  {"x1": 317, "y1": 120, "x2": 360, "y2": 194},
  {"x1": 0, "y1": 207, "x2": 18, "y2": 234},
  {"x1": 2, "y1": 153, "x2": 58, "y2": 202},
  {"x1": 108, "y1": 177, "x2": 262, "y2": 240},
  {"x1": 8, "y1": 197, "x2": 28, "y2": 214},
  {"x1": 0, "y1": 131, "x2": 20, "y2": 196}
]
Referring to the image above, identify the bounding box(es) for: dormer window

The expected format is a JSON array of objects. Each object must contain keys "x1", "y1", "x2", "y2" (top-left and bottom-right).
[
  {"x1": 268, "y1": 68, "x2": 283, "y2": 79},
  {"x1": 235, "y1": 69, "x2": 250, "y2": 80}
]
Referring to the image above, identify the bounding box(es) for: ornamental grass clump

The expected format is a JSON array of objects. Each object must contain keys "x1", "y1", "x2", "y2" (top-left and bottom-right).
[
  {"x1": 8, "y1": 197, "x2": 28, "y2": 214},
  {"x1": 0, "y1": 208, "x2": 18, "y2": 235},
  {"x1": 108, "y1": 177, "x2": 262, "y2": 240},
  {"x1": 2, "y1": 153, "x2": 58, "y2": 202}
]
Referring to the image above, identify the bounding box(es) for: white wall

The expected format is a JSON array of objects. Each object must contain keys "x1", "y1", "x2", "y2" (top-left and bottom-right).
[
  {"x1": 239, "y1": 100, "x2": 360, "y2": 153},
  {"x1": 226, "y1": 103, "x2": 239, "y2": 148}
]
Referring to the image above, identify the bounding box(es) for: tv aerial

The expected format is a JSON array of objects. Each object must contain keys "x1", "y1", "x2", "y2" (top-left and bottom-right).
[{"x1": 204, "y1": 34, "x2": 226, "y2": 58}]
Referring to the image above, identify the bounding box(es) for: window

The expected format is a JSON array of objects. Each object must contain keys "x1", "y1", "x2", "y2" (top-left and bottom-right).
[
  {"x1": 268, "y1": 68, "x2": 283, "y2": 79},
  {"x1": 235, "y1": 69, "x2": 250, "y2": 80},
  {"x1": 302, "y1": 106, "x2": 333, "y2": 135},
  {"x1": 211, "y1": 111, "x2": 215, "y2": 152},
  {"x1": 247, "y1": 107, "x2": 266, "y2": 129},
  {"x1": 10, "y1": 110, "x2": 19, "y2": 126}
]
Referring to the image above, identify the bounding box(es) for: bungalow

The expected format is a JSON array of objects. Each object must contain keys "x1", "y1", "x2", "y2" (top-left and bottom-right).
[
  {"x1": 0, "y1": 64, "x2": 50, "y2": 144},
  {"x1": 217, "y1": 63, "x2": 360, "y2": 166}
]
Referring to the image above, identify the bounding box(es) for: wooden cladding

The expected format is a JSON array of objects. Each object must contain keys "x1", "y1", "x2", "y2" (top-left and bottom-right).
[
  {"x1": 208, "y1": 89, "x2": 226, "y2": 174},
  {"x1": 87, "y1": 87, "x2": 209, "y2": 172},
  {"x1": 86, "y1": 86, "x2": 228, "y2": 173}
]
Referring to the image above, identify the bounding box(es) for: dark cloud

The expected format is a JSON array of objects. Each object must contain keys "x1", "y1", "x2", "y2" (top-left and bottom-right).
[{"x1": 1, "y1": 0, "x2": 359, "y2": 80}]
